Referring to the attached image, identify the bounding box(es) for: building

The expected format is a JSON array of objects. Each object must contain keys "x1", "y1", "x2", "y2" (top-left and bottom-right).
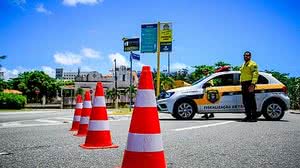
[
  {"x1": 55, "y1": 68, "x2": 90, "y2": 80},
  {"x1": 55, "y1": 68, "x2": 63, "y2": 79},
  {"x1": 0, "y1": 71, "x2": 4, "y2": 80},
  {"x1": 60, "y1": 66, "x2": 139, "y2": 105}
]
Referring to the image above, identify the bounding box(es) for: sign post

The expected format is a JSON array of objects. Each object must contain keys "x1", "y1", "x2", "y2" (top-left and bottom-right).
[
  {"x1": 156, "y1": 22, "x2": 161, "y2": 96},
  {"x1": 123, "y1": 38, "x2": 140, "y2": 112}
]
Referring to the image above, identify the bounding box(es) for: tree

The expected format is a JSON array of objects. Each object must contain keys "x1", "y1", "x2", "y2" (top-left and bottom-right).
[
  {"x1": 8, "y1": 71, "x2": 62, "y2": 103},
  {"x1": 189, "y1": 65, "x2": 214, "y2": 83},
  {"x1": 214, "y1": 61, "x2": 231, "y2": 69},
  {"x1": 105, "y1": 88, "x2": 121, "y2": 106}
]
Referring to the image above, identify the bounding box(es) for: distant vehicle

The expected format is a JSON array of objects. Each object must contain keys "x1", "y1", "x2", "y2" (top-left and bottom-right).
[{"x1": 157, "y1": 71, "x2": 290, "y2": 120}]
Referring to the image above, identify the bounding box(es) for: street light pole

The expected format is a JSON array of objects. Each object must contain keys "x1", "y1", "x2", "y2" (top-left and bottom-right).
[
  {"x1": 129, "y1": 52, "x2": 133, "y2": 112},
  {"x1": 114, "y1": 59, "x2": 118, "y2": 109}
]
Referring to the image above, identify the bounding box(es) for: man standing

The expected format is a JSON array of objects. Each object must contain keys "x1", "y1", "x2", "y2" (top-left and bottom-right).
[{"x1": 240, "y1": 51, "x2": 259, "y2": 122}]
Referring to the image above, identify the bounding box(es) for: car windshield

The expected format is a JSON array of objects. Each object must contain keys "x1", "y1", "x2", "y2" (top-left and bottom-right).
[{"x1": 192, "y1": 76, "x2": 208, "y2": 86}]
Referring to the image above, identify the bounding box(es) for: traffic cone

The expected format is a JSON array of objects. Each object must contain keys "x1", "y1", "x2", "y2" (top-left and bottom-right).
[
  {"x1": 119, "y1": 66, "x2": 166, "y2": 168},
  {"x1": 69, "y1": 94, "x2": 83, "y2": 131},
  {"x1": 80, "y1": 82, "x2": 118, "y2": 149},
  {"x1": 74, "y1": 91, "x2": 92, "y2": 137}
]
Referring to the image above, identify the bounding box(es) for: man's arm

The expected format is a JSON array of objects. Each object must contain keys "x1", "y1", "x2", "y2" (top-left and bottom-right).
[{"x1": 251, "y1": 63, "x2": 259, "y2": 85}]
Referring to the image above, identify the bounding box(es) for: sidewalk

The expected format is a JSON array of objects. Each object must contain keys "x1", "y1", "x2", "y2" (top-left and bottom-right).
[{"x1": 289, "y1": 110, "x2": 300, "y2": 114}]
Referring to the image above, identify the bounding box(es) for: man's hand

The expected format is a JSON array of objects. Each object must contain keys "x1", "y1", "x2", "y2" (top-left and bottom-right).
[{"x1": 248, "y1": 84, "x2": 255, "y2": 92}]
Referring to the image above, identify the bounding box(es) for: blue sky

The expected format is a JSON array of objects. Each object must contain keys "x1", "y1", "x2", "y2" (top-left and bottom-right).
[{"x1": 1, "y1": 0, "x2": 300, "y2": 79}]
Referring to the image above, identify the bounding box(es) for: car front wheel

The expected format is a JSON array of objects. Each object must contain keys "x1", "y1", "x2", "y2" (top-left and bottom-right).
[{"x1": 172, "y1": 100, "x2": 196, "y2": 120}]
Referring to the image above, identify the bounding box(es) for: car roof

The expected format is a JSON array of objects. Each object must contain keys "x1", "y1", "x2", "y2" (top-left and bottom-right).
[{"x1": 207, "y1": 71, "x2": 281, "y2": 84}]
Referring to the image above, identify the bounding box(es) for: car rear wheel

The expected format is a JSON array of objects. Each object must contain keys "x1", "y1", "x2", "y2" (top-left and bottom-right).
[
  {"x1": 172, "y1": 100, "x2": 196, "y2": 120},
  {"x1": 262, "y1": 101, "x2": 285, "y2": 121}
]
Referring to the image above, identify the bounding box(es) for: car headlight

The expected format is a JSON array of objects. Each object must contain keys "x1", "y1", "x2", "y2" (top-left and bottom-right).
[{"x1": 159, "y1": 92, "x2": 175, "y2": 99}]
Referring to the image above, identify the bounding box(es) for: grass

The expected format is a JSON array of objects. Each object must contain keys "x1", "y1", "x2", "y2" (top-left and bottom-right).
[{"x1": 109, "y1": 108, "x2": 133, "y2": 115}]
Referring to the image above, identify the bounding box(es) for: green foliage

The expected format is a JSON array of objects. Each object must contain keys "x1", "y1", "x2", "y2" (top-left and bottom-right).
[
  {"x1": 265, "y1": 70, "x2": 300, "y2": 109},
  {"x1": 75, "y1": 87, "x2": 84, "y2": 96},
  {"x1": 5, "y1": 71, "x2": 64, "y2": 103},
  {"x1": 0, "y1": 93, "x2": 26, "y2": 109}
]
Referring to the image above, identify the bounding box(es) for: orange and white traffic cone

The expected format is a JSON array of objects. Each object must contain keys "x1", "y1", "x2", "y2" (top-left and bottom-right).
[
  {"x1": 69, "y1": 95, "x2": 83, "y2": 131},
  {"x1": 119, "y1": 66, "x2": 166, "y2": 168},
  {"x1": 74, "y1": 91, "x2": 92, "y2": 137},
  {"x1": 80, "y1": 82, "x2": 118, "y2": 149}
]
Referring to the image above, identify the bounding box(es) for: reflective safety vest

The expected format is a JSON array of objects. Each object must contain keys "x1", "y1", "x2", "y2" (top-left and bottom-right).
[{"x1": 240, "y1": 60, "x2": 259, "y2": 84}]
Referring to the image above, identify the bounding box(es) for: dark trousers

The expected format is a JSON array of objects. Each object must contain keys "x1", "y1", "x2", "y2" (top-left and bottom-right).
[{"x1": 241, "y1": 81, "x2": 257, "y2": 119}]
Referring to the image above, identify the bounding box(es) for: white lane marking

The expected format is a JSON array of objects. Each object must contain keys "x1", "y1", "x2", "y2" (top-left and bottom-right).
[
  {"x1": 173, "y1": 121, "x2": 235, "y2": 131},
  {"x1": 0, "y1": 111, "x2": 60, "y2": 115},
  {"x1": 0, "y1": 123, "x2": 61, "y2": 128},
  {"x1": 35, "y1": 119, "x2": 61, "y2": 123}
]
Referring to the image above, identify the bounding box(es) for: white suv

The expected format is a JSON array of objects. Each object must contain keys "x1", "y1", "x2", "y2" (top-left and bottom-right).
[{"x1": 157, "y1": 71, "x2": 290, "y2": 120}]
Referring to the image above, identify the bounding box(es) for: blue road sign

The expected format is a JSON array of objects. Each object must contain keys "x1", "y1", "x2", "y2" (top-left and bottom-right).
[
  {"x1": 141, "y1": 24, "x2": 157, "y2": 53},
  {"x1": 130, "y1": 53, "x2": 140, "y2": 61}
]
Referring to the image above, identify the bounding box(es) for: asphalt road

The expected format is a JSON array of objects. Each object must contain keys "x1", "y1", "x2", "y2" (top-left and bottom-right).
[{"x1": 0, "y1": 110, "x2": 300, "y2": 168}]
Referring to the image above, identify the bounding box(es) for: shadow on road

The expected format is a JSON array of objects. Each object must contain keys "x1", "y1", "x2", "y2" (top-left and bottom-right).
[{"x1": 159, "y1": 118, "x2": 289, "y2": 122}]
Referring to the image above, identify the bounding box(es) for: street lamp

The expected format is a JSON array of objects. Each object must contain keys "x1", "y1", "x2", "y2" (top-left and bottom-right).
[{"x1": 114, "y1": 59, "x2": 118, "y2": 109}]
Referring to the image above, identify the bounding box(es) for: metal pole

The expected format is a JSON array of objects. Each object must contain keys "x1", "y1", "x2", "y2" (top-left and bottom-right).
[
  {"x1": 168, "y1": 52, "x2": 170, "y2": 76},
  {"x1": 114, "y1": 59, "x2": 118, "y2": 109},
  {"x1": 156, "y1": 22, "x2": 161, "y2": 96},
  {"x1": 129, "y1": 52, "x2": 133, "y2": 112}
]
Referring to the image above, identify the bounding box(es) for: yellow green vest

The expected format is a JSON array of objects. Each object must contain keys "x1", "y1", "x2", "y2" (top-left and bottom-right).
[{"x1": 240, "y1": 60, "x2": 259, "y2": 84}]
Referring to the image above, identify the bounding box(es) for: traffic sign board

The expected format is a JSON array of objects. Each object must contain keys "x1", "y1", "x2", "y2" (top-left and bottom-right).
[
  {"x1": 141, "y1": 24, "x2": 157, "y2": 53},
  {"x1": 130, "y1": 52, "x2": 140, "y2": 61},
  {"x1": 124, "y1": 38, "x2": 140, "y2": 52},
  {"x1": 160, "y1": 23, "x2": 172, "y2": 52}
]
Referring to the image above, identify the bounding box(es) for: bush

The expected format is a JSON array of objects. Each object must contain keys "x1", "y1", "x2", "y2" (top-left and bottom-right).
[{"x1": 0, "y1": 93, "x2": 27, "y2": 109}]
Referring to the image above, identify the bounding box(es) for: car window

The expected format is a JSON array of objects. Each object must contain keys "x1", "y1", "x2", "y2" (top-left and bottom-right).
[
  {"x1": 210, "y1": 74, "x2": 234, "y2": 86},
  {"x1": 257, "y1": 75, "x2": 269, "y2": 84},
  {"x1": 235, "y1": 74, "x2": 269, "y2": 85}
]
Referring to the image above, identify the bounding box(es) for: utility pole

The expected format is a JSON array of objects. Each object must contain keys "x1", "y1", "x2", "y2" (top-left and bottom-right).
[
  {"x1": 156, "y1": 22, "x2": 161, "y2": 96},
  {"x1": 114, "y1": 59, "x2": 118, "y2": 109},
  {"x1": 168, "y1": 52, "x2": 170, "y2": 76},
  {"x1": 129, "y1": 52, "x2": 133, "y2": 112}
]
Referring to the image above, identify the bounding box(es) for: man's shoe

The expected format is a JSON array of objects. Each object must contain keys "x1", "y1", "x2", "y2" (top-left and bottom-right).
[
  {"x1": 201, "y1": 114, "x2": 209, "y2": 119},
  {"x1": 208, "y1": 113, "x2": 214, "y2": 118},
  {"x1": 241, "y1": 117, "x2": 250, "y2": 122},
  {"x1": 248, "y1": 118, "x2": 257, "y2": 122}
]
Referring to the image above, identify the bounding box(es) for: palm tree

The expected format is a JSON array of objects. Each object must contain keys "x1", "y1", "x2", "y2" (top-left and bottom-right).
[
  {"x1": 154, "y1": 73, "x2": 175, "y2": 92},
  {"x1": 0, "y1": 55, "x2": 6, "y2": 68}
]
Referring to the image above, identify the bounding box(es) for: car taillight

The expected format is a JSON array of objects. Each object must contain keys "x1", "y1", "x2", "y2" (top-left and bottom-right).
[{"x1": 282, "y1": 86, "x2": 288, "y2": 94}]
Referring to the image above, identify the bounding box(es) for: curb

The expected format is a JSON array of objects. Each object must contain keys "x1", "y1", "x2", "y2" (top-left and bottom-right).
[{"x1": 290, "y1": 111, "x2": 300, "y2": 114}]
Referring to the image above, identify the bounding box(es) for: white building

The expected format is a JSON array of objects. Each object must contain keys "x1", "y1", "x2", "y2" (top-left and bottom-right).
[{"x1": 0, "y1": 71, "x2": 4, "y2": 80}]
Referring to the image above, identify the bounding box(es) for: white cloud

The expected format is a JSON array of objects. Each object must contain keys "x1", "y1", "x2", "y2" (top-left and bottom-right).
[
  {"x1": 54, "y1": 52, "x2": 81, "y2": 65},
  {"x1": 36, "y1": 4, "x2": 52, "y2": 15},
  {"x1": 41, "y1": 66, "x2": 55, "y2": 78},
  {"x1": 81, "y1": 48, "x2": 101, "y2": 58},
  {"x1": 108, "y1": 53, "x2": 128, "y2": 67},
  {"x1": 62, "y1": 0, "x2": 103, "y2": 6},
  {"x1": 1, "y1": 67, "x2": 29, "y2": 80},
  {"x1": 171, "y1": 63, "x2": 189, "y2": 71},
  {"x1": 12, "y1": 0, "x2": 26, "y2": 5}
]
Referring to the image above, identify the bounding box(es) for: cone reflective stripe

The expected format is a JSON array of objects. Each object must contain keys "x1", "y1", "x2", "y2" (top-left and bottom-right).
[
  {"x1": 126, "y1": 133, "x2": 163, "y2": 152},
  {"x1": 93, "y1": 97, "x2": 106, "y2": 107},
  {"x1": 75, "y1": 91, "x2": 92, "y2": 137},
  {"x1": 88, "y1": 120, "x2": 109, "y2": 131},
  {"x1": 79, "y1": 116, "x2": 90, "y2": 124},
  {"x1": 73, "y1": 115, "x2": 81, "y2": 122},
  {"x1": 135, "y1": 90, "x2": 156, "y2": 107},
  {"x1": 80, "y1": 82, "x2": 118, "y2": 149},
  {"x1": 69, "y1": 95, "x2": 83, "y2": 131},
  {"x1": 83, "y1": 101, "x2": 92, "y2": 108},
  {"x1": 120, "y1": 66, "x2": 166, "y2": 168}
]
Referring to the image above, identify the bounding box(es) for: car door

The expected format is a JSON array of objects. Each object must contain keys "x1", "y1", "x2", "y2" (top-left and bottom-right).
[
  {"x1": 235, "y1": 74, "x2": 270, "y2": 112},
  {"x1": 198, "y1": 73, "x2": 240, "y2": 113}
]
